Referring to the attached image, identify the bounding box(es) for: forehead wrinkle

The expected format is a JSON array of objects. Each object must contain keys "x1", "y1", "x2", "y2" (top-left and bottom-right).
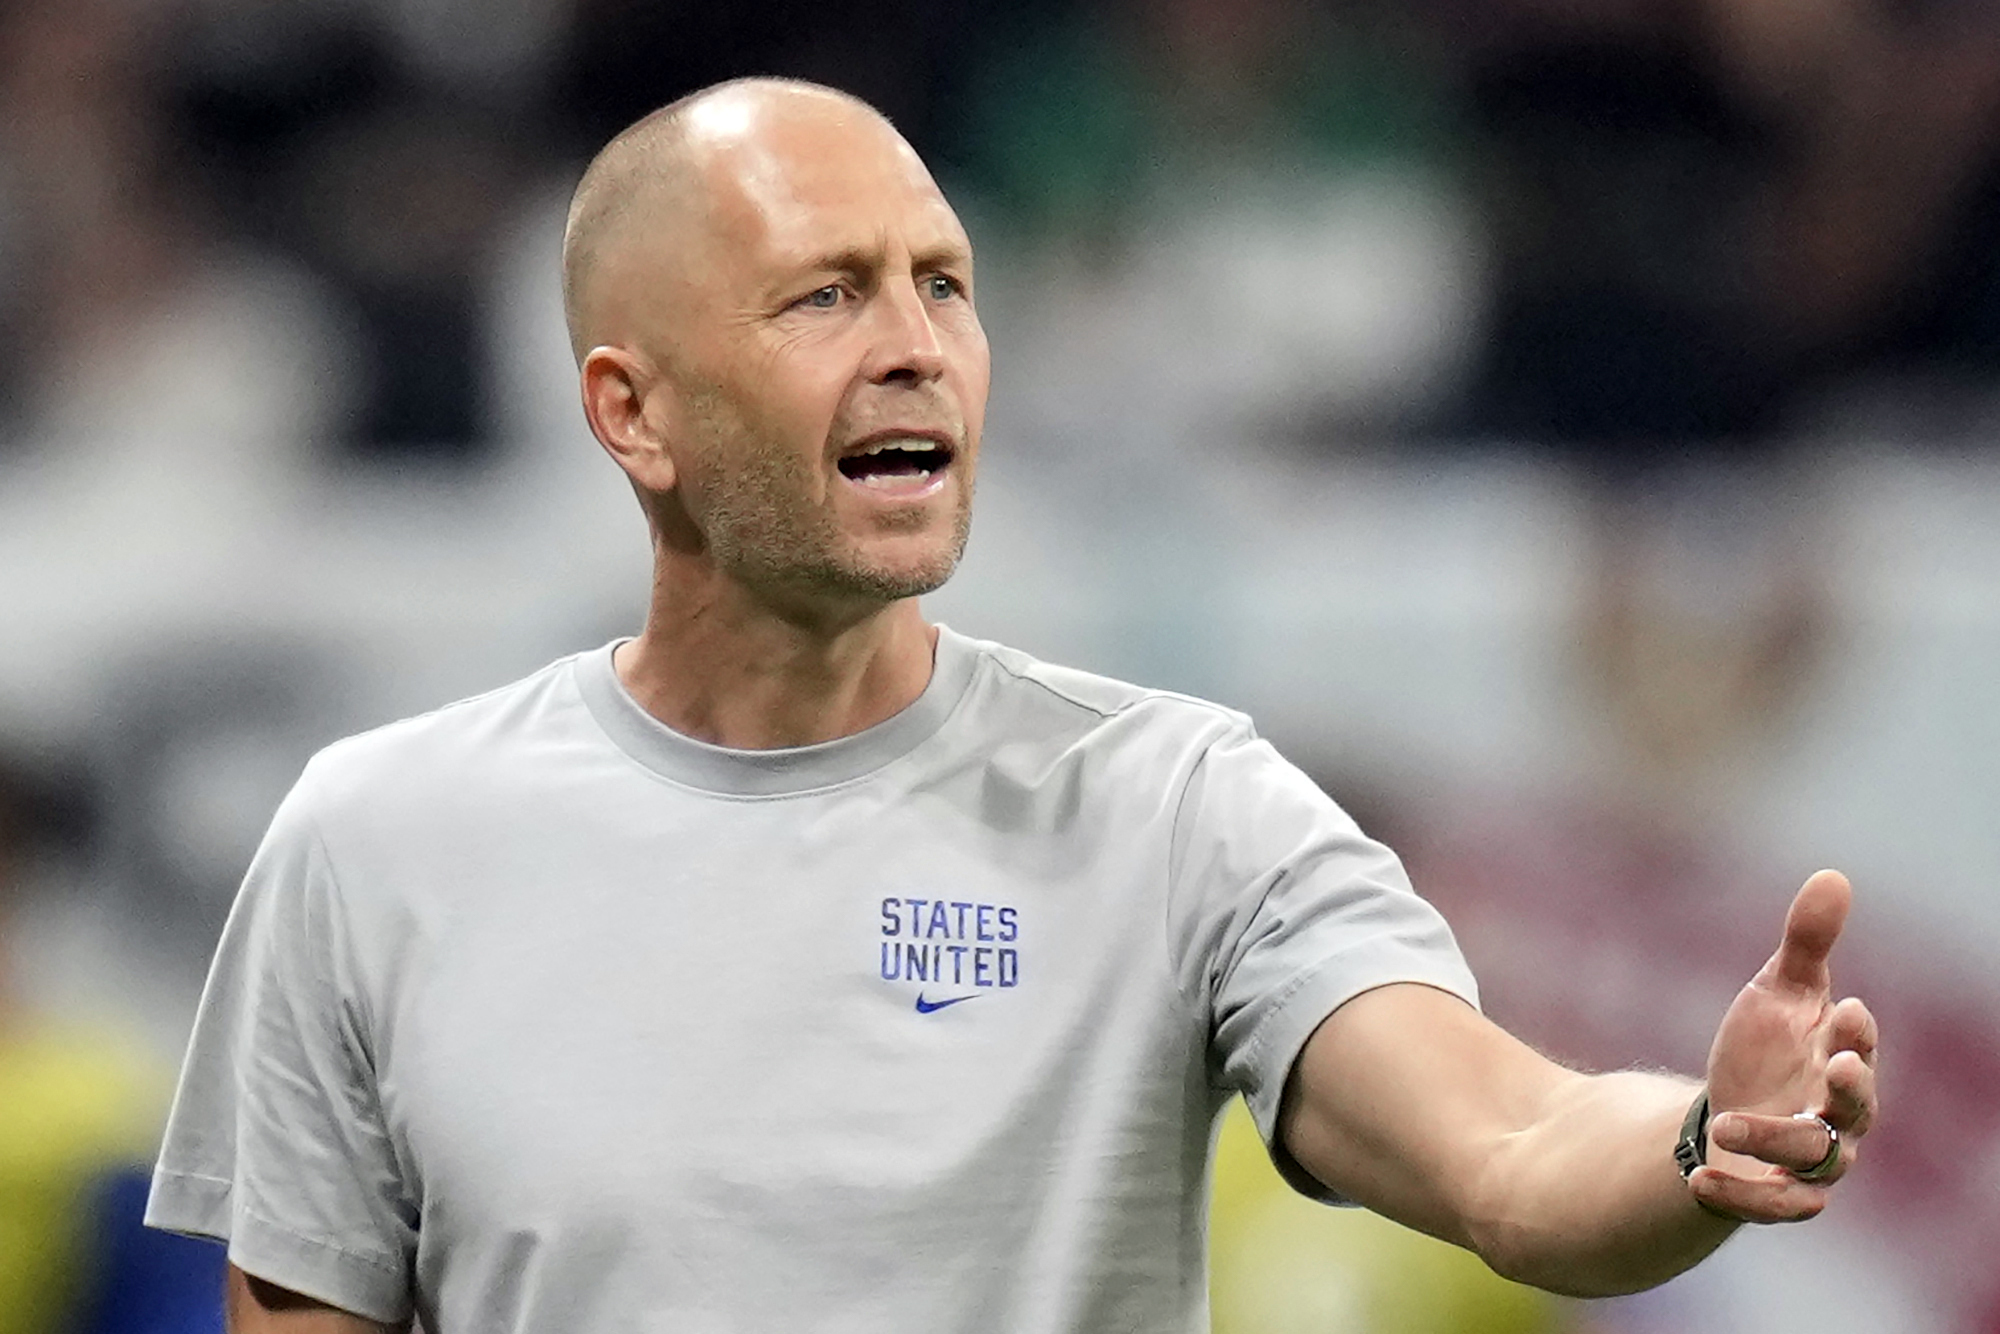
[
  {"x1": 756, "y1": 174, "x2": 970, "y2": 270},
  {"x1": 776, "y1": 228, "x2": 972, "y2": 285}
]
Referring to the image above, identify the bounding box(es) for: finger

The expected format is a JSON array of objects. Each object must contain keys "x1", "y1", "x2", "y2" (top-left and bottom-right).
[
  {"x1": 1763, "y1": 869, "x2": 1852, "y2": 993},
  {"x1": 1709, "y1": 1111, "x2": 1844, "y2": 1180},
  {"x1": 1689, "y1": 1166, "x2": 1830, "y2": 1223},
  {"x1": 1825, "y1": 1049, "x2": 1876, "y2": 1137},
  {"x1": 1828, "y1": 996, "x2": 1879, "y2": 1068}
]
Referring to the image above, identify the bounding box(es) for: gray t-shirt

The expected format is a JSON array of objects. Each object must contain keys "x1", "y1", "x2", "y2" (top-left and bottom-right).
[{"x1": 147, "y1": 626, "x2": 1477, "y2": 1332}]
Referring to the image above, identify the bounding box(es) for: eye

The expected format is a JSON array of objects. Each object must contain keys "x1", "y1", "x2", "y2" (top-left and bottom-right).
[
  {"x1": 924, "y1": 274, "x2": 962, "y2": 301},
  {"x1": 801, "y1": 285, "x2": 842, "y2": 309}
]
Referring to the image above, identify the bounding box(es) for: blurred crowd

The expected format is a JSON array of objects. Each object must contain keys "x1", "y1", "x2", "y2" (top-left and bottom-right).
[{"x1": 3, "y1": 1, "x2": 1999, "y2": 1331}]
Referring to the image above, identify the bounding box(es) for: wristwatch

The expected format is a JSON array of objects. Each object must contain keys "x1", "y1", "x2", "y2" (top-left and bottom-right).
[{"x1": 1674, "y1": 1089, "x2": 1711, "y2": 1179}]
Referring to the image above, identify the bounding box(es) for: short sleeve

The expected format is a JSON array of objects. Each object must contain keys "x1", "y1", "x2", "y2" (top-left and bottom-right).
[
  {"x1": 1166, "y1": 722, "x2": 1479, "y2": 1197},
  {"x1": 144, "y1": 764, "x2": 417, "y2": 1324}
]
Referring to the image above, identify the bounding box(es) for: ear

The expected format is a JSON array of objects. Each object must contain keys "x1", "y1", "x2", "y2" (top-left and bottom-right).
[{"x1": 580, "y1": 345, "x2": 679, "y2": 493}]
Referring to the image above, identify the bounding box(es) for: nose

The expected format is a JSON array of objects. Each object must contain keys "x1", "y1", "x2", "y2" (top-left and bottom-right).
[{"x1": 864, "y1": 276, "x2": 946, "y2": 386}]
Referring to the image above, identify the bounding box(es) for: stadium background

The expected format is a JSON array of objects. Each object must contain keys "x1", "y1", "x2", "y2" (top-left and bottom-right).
[{"x1": 3, "y1": 0, "x2": 1998, "y2": 1330}]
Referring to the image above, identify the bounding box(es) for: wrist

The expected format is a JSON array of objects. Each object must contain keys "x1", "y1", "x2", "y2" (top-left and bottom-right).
[{"x1": 1675, "y1": 1087, "x2": 1753, "y2": 1224}]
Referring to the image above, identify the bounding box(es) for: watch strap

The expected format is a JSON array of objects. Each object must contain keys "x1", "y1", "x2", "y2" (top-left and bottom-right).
[{"x1": 1674, "y1": 1088, "x2": 1711, "y2": 1180}]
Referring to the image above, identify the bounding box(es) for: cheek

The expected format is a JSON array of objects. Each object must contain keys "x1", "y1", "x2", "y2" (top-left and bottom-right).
[
  {"x1": 745, "y1": 343, "x2": 855, "y2": 452},
  {"x1": 954, "y1": 328, "x2": 993, "y2": 434}
]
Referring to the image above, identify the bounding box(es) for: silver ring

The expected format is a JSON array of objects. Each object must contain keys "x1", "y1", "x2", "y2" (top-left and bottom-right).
[{"x1": 1792, "y1": 1112, "x2": 1841, "y2": 1182}]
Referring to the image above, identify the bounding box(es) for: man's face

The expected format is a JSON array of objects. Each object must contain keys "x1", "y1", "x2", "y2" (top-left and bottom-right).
[{"x1": 638, "y1": 101, "x2": 990, "y2": 610}]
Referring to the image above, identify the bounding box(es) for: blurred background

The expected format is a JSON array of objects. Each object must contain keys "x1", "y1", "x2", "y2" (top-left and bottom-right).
[{"x1": 3, "y1": 0, "x2": 1998, "y2": 1329}]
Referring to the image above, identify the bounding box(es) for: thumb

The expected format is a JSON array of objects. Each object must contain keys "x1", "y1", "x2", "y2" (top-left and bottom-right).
[{"x1": 1762, "y1": 869, "x2": 1852, "y2": 993}]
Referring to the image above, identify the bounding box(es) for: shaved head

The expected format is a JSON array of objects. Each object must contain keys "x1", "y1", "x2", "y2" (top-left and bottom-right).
[{"x1": 560, "y1": 78, "x2": 894, "y2": 364}]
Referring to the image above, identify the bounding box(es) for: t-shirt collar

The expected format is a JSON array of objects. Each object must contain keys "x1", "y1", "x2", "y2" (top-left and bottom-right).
[{"x1": 573, "y1": 623, "x2": 979, "y2": 797}]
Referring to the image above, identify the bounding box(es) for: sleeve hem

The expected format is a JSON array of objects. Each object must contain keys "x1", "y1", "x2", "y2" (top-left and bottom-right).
[
  {"x1": 144, "y1": 1167, "x2": 232, "y2": 1239},
  {"x1": 1238, "y1": 949, "x2": 1481, "y2": 1203},
  {"x1": 144, "y1": 1169, "x2": 413, "y2": 1324}
]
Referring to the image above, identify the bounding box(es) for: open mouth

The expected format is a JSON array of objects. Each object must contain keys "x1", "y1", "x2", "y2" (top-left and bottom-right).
[{"x1": 836, "y1": 437, "x2": 955, "y2": 492}]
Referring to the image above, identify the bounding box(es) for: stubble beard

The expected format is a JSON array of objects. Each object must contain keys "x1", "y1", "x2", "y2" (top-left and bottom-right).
[{"x1": 680, "y1": 388, "x2": 974, "y2": 608}]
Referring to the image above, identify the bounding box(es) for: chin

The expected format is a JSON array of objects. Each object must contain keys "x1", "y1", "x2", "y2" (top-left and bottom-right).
[
  {"x1": 843, "y1": 554, "x2": 961, "y2": 601},
  {"x1": 818, "y1": 534, "x2": 966, "y2": 602},
  {"x1": 839, "y1": 515, "x2": 969, "y2": 596}
]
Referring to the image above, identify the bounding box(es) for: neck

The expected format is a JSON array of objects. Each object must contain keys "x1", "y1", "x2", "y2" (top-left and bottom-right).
[{"x1": 614, "y1": 565, "x2": 938, "y2": 750}]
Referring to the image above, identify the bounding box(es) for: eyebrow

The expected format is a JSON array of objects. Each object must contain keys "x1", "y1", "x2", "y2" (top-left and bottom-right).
[{"x1": 789, "y1": 240, "x2": 974, "y2": 281}]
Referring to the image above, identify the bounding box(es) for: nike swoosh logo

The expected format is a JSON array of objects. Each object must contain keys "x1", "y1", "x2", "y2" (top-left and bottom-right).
[{"x1": 914, "y1": 993, "x2": 977, "y2": 1014}]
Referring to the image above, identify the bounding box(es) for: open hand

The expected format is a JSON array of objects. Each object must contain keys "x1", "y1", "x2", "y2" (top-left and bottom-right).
[{"x1": 1691, "y1": 869, "x2": 1879, "y2": 1222}]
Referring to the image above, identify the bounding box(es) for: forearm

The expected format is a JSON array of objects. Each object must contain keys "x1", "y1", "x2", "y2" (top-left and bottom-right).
[
  {"x1": 1288, "y1": 878, "x2": 1874, "y2": 1301},
  {"x1": 1466, "y1": 1070, "x2": 1735, "y2": 1297},
  {"x1": 1284, "y1": 986, "x2": 1742, "y2": 1299},
  {"x1": 226, "y1": 1267, "x2": 398, "y2": 1334}
]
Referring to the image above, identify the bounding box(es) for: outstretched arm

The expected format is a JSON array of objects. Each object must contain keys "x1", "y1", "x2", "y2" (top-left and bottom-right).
[{"x1": 1279, "y1": 869, "x2": 1877, "y2": 1297}]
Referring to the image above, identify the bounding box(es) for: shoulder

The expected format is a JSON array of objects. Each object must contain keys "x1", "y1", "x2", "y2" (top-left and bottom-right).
[
  {"x1": 946, "y1": 627, "x2": 1256, "y2": 758},
  {"x1": 944, "y1": 634, "x2": 1354, "y2": 836},
  {"x1": 289, "y1": 649, "x2": 592, "y2": 825}
]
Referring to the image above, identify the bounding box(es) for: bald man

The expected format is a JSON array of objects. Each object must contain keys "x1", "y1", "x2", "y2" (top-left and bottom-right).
[{"x1": 147, "y1": 80, "x2": 1879, "y2": 1333}]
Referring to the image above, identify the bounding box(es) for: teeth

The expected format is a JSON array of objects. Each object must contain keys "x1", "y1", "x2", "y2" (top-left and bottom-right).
[{"x1": 859, "y1": 437, "x2": 936, "y2": 455}]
